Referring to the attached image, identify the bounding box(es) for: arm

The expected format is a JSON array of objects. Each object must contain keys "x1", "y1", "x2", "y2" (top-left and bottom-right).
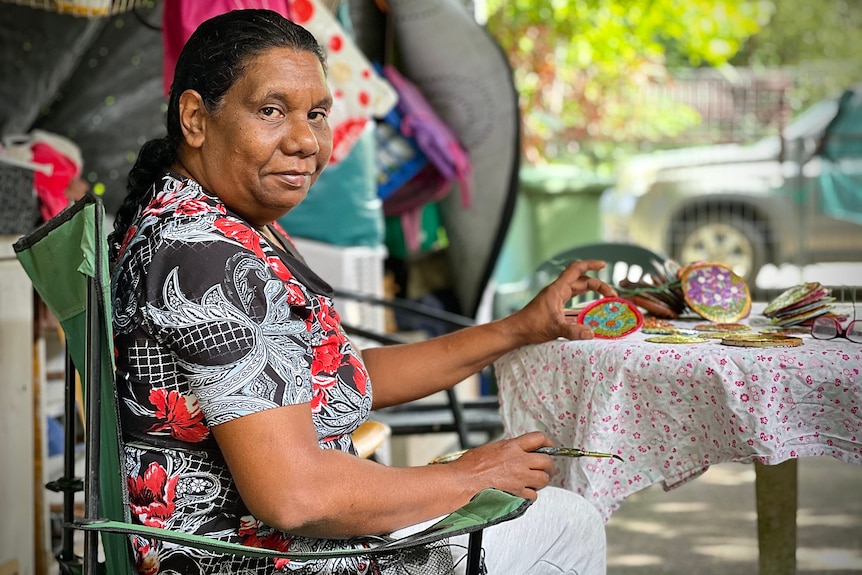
[
  {"x1": 212, "y1": 403, "x2": 554, "y2": 538},
  {"x1": 364, "y1": 259, "x2": 617, "y2": 408}
]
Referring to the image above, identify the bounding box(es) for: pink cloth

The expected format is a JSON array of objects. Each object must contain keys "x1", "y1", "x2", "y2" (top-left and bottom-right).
[
  {"x1": 161, "y1": 0, "x2": 293, "y2": 97},
  {"x1": 31, "y1": 141, "x2": 80, "y2": 221},
  {"x1": 494, "y1": 303, "x2": 862, "y2": 521}
]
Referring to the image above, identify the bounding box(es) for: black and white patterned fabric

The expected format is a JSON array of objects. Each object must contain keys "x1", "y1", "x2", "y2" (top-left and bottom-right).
[{"x1": 111, "y1": 171, "x2": 379, "y2": 574}]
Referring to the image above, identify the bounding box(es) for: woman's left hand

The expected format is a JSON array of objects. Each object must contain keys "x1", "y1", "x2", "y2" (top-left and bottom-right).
[{"x1": 506, "y1": 259, "x2": 616, "y2": 345}]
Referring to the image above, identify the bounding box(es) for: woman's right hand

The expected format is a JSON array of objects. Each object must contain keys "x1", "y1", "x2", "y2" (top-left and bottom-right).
[
  {"x1": 505, "y1": 259, "x2": 617, "y2": 346},
  {"x1": 449, "y1": 431, "x2": 555, "y2": 500}
]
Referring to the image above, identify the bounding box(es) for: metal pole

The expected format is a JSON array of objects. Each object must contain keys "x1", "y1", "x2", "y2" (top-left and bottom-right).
[
  {"x1": 466, "y1": 531, "x2": 483, "y2": 575},
  {"x1": 57, "y1": 351, "x2": 78, "y2": 564},
  {"x1": 83, "y1": 279, "x2": 101, "y2": 575}
]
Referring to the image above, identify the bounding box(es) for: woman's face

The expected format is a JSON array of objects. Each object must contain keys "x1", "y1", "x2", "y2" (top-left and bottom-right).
[{"x1": 188, "y1": 47, "x2": 333, "y2": 226}]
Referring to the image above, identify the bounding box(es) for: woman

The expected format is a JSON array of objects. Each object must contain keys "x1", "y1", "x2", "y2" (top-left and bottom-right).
[{"x1": 110, "y1": 9, "x2": 613, "y2": 575}]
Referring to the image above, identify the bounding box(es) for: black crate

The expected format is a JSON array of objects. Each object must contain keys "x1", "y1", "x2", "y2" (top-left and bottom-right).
[{"x1": 0, "y1": 164, "x2": 39, "y2": 235}]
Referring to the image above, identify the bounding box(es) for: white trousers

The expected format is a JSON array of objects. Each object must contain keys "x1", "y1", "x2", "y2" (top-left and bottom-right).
[{"x1": 396, "y1": 486, "x2": 607, "y2": 575}]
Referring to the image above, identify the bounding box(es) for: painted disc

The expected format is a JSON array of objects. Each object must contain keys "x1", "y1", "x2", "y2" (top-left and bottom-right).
[
  {"x1": 694, "y1": 323, "x2": 752, "y2": 332},
  {"x1": 642, "y1": 327, "x2": 700, "y2": 336},
  {"x1": 681, "y1": 262, "x2": 751, "y2": 322},
  {"x1": 762, "y1": 282, "x2": 822, "y2": 317},
  {"x1": 644, "y1": 335, "x2": 709, "y2": 344},
  {"x1": 577, "y1": 297, "x2": 644, "y2": 339},
  {"x1": 720, "y1": 334, "x2": 803, "y2": 348}
]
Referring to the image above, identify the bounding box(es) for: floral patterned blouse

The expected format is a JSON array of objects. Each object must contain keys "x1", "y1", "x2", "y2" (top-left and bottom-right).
[{"x1": 111, "y1": 172, "x2": 376, "y2": 574}]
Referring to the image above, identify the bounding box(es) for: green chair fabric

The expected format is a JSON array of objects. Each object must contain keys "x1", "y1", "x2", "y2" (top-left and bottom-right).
[
  {"x1": 77, "y1": 487, "x2": 529, "y2": 561},
  {"x1": 15, "y1": 192, "x2": 129, "y2": 575},
  {"x1": 14, "y1": 192, "x2": 530, "y2": 575}
]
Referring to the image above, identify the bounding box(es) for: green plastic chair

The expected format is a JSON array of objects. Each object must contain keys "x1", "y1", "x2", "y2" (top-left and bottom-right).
[
  {"x1": 14, "y1": 192, "x2": 530, "y2": 575},
  {"x1": 533, "y1": 242, "x2": 673, "y2": 305}
]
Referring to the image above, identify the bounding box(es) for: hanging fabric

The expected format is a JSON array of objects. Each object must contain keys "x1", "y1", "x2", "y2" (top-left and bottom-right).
[
  {"x1": 0, "y1": 130, "x2": 85, "y2": 231},
  {"x1": 375, "y1": 63, "x2": 473, "y2": 253}
]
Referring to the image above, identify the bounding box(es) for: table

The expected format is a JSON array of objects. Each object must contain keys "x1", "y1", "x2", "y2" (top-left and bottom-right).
[{"x1": 494, "y1": 304, "x2": 861, "y2": 573}]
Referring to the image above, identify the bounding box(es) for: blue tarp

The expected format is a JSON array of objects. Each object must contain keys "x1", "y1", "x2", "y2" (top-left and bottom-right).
[{"x1": 819, "y1": 87, "x2": 862, "y2": 225}]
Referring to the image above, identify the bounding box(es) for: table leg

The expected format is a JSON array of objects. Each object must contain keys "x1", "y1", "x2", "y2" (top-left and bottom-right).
[{"x1": 755, "y1": 459, "x2": 798, "y2": 575}]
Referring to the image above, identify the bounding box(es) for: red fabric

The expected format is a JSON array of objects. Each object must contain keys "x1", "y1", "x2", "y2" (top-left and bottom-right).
[
  {"x1": 161, "y1": 0, "x2": 293, "y2": 97},
  {"x1": 30, "y1": 141, "x2": 79, "y2": 222}
]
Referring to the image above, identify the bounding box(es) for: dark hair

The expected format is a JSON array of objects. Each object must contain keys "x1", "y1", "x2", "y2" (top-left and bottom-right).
[{"x1": 109, "y1": 9, "x2": 326, "y2": 261}]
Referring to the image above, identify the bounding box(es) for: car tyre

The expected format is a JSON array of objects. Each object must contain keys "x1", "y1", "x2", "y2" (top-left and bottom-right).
[{"x1": 671, "y1": 211, "x2": 767, "y2": 284}]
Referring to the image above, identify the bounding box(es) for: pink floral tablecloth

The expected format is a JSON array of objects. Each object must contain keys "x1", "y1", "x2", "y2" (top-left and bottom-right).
[{"x1": 494, "y1": 307, "x2": 862, "y2": 522}]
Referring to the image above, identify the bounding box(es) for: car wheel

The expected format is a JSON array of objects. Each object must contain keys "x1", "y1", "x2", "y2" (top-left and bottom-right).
[{"x1": 671, "y1": 213, "x2": 766, "y2": 283}]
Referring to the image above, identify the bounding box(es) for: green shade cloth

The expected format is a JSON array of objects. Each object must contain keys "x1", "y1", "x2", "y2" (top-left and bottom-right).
[{"x1": 819, "y1": 88, "x2": 862, "y2": 226}]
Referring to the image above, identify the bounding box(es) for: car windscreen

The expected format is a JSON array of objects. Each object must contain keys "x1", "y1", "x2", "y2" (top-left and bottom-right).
[{"x1": 783, "y1": 98, "x2": 840, "y2": 141}]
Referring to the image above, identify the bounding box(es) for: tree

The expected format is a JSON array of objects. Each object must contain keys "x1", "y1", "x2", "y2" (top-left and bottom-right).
[
  {"x1": 484, "y1": 0, "x2": 772, "y2": 165},
  {"x1": 731, "y1": 0, "x2": 862, "y2": 107}
]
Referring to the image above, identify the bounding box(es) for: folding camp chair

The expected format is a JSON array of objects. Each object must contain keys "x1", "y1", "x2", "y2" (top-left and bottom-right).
[{"x1": 14, "y1": 192, "x2": 530, "y2": 575}]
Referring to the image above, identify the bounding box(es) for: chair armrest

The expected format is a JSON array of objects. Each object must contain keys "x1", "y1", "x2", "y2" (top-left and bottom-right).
[
  {"x1": 351, "y1": 420, "x2": 392, "y2": 459},
  {"x1": 74, "y1": 488, "x2": 530, "y2": 559}
]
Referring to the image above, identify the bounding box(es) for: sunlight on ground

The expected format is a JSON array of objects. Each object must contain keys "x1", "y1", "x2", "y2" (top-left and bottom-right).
[
  {"x1": 608, "y1": 519, "x2": 681, "y2": 538},
  {"x1": 697, "y1": 464, "x2": 756, "y2": 486},
  {"x1": 798, "y1": 547, "x2": 862, "y2": 571},
  {"x1": 650, "y1": 501, "x2": 710, "y2": 513},
  {"x1": 692, "y1": 541, "x2": 759, "y2": 563},
  {"x1": 607, "y1": 554, "x2": 665, "y2": 567},
  {"x1": 605, "y1": 443, "x2": 861, "y2": 574},
  {"x1": 609, "y1": 537, "x2": 762, "y2": 568},
  {"x1": 797, "y1": 510, "x2": 862, "y2": 529}
]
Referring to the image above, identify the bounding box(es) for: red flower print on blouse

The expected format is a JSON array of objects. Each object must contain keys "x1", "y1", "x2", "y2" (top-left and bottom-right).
[
  {"x1": 146, "y1": 388, "x2": 209, "y2": 443},
  {"x1": 214, "y1": 218, "x2": 266, "y2": 259},
  {"x1": 128, "y1": 461, "x2": 178, "y2": 529},
  {"x1": 134, "y1": 539, "x2": 160, "y2": 575},
  {"x1": 283, "y1": 278, "x2": 308, "y2": 307},
  {"x1": 143, "y1": 188, "x2": 180, "y2": 218},
  {"x1": 238, "y1": 516, "x2": 295, "y2": 571},
  {"x1": 117, "y1": 224, "x2": 138, "y2": 259},
  {"x1": 311, "y1": 334, "x2": 344, "y2": 376},
  {"x1": 310, "y1": 374, "x2": 336, "y2": 412},
  {"x1": 316, "y1": 302, "x2": 340, "y2": 333},
  {"x1": 238, "y1": 515, "x2": 263, "y2": 538},
  {"x1": 260, "y1": 532, "x2": 295, "y2": 571},
  {"x1": 271, "y1": 221, "x2": 291, "y2": 238},
  {"x1": 347, "y1": 352, "x2": 368, "y2": 395},
  {"x1": 267, "y1": 255, "x2": 294, "y2": 284},
  {"x1": 175, "y1": 197, "x2": 220, "y2": 217}
]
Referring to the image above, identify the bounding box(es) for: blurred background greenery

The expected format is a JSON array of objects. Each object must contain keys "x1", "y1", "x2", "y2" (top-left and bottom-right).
[{"x1": 483, "y1": 0, "x2": 862, "y2": 172}]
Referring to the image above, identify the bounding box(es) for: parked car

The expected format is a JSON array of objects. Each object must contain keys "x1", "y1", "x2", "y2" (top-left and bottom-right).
[{"x1": 600, "y1": 85, "x2": 862, "y2": 284}]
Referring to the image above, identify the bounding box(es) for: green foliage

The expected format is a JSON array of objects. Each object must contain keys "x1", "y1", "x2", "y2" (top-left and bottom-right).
[
  {"x1": 733, "y1": 0, "x2": 862, "y2": 67},
  {"x1": 486, "y1": 0, "x2": 862, "y2": 169},
  {"x1": 485, "y1": 0, "x2": 772, "y2": 165},
  {"x1": 732, "y1": 0, "x2": 862, "y2": 110}
]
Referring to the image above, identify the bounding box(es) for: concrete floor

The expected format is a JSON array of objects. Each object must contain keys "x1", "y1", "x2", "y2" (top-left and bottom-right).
[{"x1": 605, "y1": 456, "x2": 862, "y2": 575}]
